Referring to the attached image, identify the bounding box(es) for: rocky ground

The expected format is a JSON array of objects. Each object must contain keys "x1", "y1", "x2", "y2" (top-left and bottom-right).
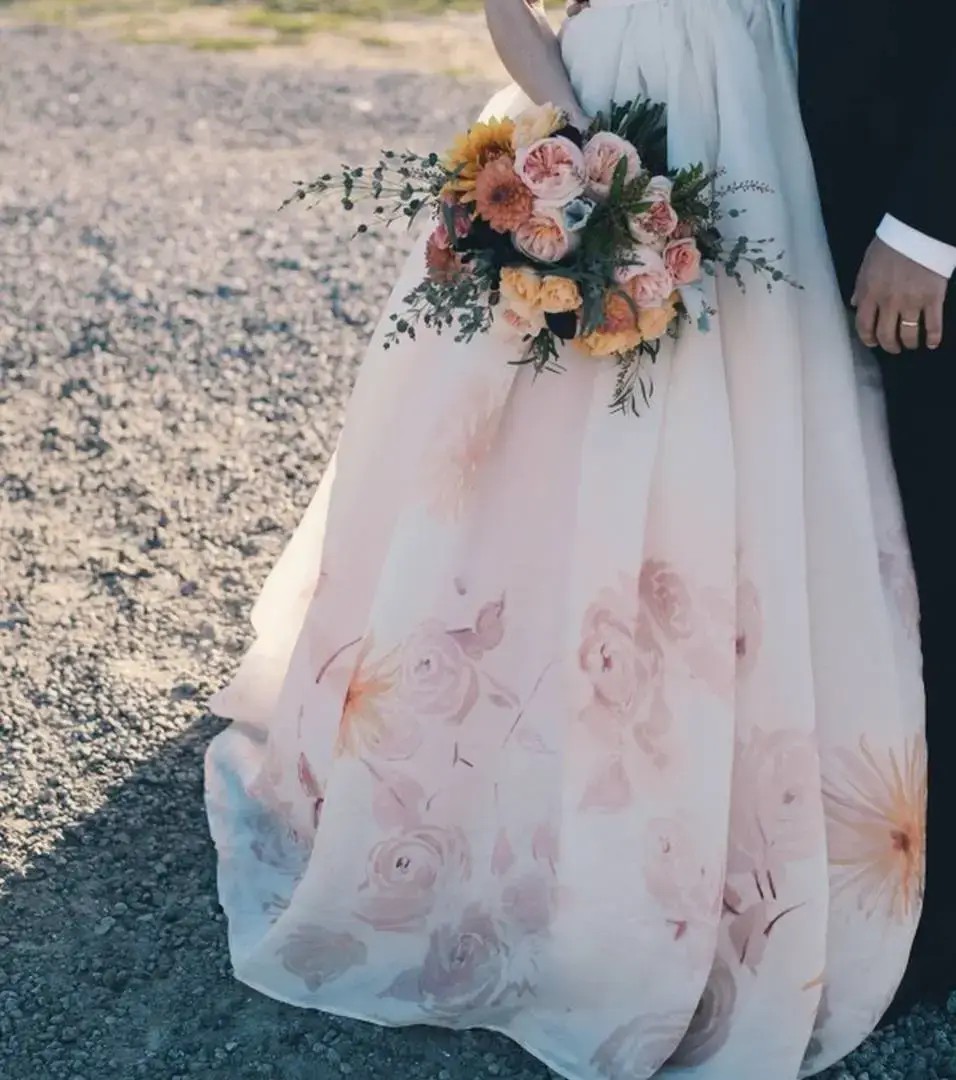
[{"x1": 1, "y1": 23, "x2": 954, "y2": 1080}]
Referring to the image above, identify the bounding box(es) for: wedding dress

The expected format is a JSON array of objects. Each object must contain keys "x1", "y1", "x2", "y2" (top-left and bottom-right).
[{"x1": 204, "y1": 1, "x2": 926, "y2": 1077}]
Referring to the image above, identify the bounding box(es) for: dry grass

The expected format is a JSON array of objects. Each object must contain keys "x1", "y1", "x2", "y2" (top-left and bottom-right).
[{"x1": 0, "y1": 0, "x2": 506, "y2": 74}]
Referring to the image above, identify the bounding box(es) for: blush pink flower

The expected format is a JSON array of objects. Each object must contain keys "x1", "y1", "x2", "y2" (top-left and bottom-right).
[
  {"x1": 664, "y1": 237, "x2": 703, "y2": 285},
  {"x1": 583, "y1": 131, "x2": 642, "y2": 200},
  {"x1": 514, "y1": 135, "x2": 586, "y2": 204},
  {"x1": 617, "y1": 248, "x2": 675, "y2": 309},
  {"x1": 513, "y1": 205, "x2": 574, "y2": 263},
  {"x1": 628, "y1": 175, "x2": 678, "y2": 247}
]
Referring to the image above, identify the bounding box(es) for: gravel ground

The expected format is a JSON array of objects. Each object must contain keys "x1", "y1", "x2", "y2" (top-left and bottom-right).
[{"x1": 1, "y1": 23, "x2": 954, "y2": 1080}]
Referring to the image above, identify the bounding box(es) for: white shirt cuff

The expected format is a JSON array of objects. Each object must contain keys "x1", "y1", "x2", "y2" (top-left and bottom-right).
[{"x1": 876, "y1": 214, "x2": 956, "y2": 279}]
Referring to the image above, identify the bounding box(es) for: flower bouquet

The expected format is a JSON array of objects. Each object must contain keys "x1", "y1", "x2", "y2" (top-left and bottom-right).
[{"x1": 288, "y1": 98, "x2": 798, "y2": 414}]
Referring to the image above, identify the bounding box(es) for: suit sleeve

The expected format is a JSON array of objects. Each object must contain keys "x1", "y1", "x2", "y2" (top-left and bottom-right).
[{"x1": 885, "y1": 48, "x2": 956, "y2": 247}]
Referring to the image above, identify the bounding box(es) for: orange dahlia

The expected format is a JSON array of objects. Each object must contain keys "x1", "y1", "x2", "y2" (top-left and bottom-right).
[
  {"x1": 474, "y1": 157, "x2": 534, "y2": 233},
  {"x1": 441, "y1": 117, "x2": 516, "y2": 203}
]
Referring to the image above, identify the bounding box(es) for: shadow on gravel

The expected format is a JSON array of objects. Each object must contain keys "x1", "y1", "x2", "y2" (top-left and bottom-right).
[{"x1": 0, "y1": 714, "x2": 555, "y2": 1080}]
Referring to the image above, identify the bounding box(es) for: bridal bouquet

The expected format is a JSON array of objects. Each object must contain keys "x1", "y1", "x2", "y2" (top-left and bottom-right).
[{"x1": 289, "y1": 99, "x2": 797, "y2": 413}]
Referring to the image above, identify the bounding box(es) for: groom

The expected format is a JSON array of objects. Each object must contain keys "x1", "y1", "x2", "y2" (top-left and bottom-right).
[
  {"x1": 801, "y1": 2, "x2": 956, "y2": 1016},
  {"x1": 559, "y1": 0, "x2": 956, "y2": 1015}
]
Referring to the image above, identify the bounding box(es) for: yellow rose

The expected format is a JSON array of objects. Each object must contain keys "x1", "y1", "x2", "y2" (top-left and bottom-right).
[
  {"x1": 538, "y1": 275, "x2": 582, "y2": 314},
  {"x1": 637, "y1": 299, "x2": 678, "y2": 342},
  {"x1": 578, "y1": 327, "x2": 643, "y2": 358},
  {"x1": 512, "y1": 104, "x2": 566, "y2": 150},
  {"x1": 500, "y1": 266, "x2": 542, "y2": 308}
]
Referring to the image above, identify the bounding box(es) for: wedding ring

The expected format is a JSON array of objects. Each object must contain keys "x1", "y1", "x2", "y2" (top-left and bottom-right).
[{"x1": 900, "y1": 319, "x2": 921, "y2": 328}]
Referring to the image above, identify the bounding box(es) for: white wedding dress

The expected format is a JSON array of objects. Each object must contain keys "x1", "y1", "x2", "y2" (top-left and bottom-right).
[{"x1": 204, "y1": 2, "x2": 926, "y2": 1078}]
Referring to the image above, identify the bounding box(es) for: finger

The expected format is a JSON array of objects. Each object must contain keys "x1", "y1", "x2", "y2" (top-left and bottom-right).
[
  {"x1": 855, "y1": 295, "x2": 879, "y2": 349},
  {"x1": 876, "y1": 301, "x2": 902, "y2": 354},
  {"x1": 899, "y1": 312, "x2": 921, "y2": 352},
  {"x1": 925, "y1": 297, "x2": 944, "y2": 350}
]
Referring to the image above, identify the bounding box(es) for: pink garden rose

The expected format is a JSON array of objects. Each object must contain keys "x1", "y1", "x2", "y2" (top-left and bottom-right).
[
  {"x1": 628, "y1": 175, "x2": 679, "y2": 247},
  {"x1": 399, "y1": 620, "x2": 479, "y2": 723},
  {"x1": 355, "y1": 825, "x2": 472, "y2": 932},
  {"x1": 664, "y1": 237, "x2": 703, "y2": 285},
  {"x1": 583, "y1": 131, "x2": 642, "y2": 200},
  {"x1": 639, "y1": 559, "x2": 695, "y2": 639},
  {"x1": 617, "y1": 249, "x2": 675, "y2": 310},
  {"x1": 276, "y1": 924, "x2": 367, "y2": 991},
  {"x1": 514, "y1": 135, "x2": 586, "y2": 204},
  {"x1": 513, "y1": 205, "x2": 575, "y2": 263}
]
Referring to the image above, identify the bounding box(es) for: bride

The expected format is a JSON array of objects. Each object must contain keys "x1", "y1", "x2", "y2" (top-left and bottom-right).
[{"x1": 204, "y1": 1, "x2": 926, "y2": 1077}]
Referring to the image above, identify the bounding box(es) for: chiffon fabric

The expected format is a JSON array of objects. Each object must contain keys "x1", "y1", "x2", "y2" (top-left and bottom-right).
[{"x1": 205, "y1": 1, "x2": 926, "y2": 1076}]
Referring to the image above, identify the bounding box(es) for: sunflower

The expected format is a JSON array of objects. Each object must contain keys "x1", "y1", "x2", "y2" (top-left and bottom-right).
[
  {"x1": 824, "y1": 734, "x2": 926, "y2": 923},
  {"x1": 441, "y1": 117, "x2": 516, "y2": 204}
]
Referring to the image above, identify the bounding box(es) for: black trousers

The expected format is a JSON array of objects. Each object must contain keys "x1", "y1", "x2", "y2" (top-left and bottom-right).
[{"x1": 879, "y1": 345, "x2": 956, "y2": 997}]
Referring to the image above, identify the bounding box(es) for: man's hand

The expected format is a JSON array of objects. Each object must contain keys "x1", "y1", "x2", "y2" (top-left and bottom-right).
[
  {"x1": 851, "y1": 237, "x2": 947, "y2": 354},
  {"x1": 566, "y1": 0, "x2": 589, "y2": 16}
]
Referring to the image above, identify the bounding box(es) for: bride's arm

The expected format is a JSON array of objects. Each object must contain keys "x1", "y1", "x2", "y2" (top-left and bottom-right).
[{"x1": 484, "y1": 0, "x2": 590, "y2": 129}]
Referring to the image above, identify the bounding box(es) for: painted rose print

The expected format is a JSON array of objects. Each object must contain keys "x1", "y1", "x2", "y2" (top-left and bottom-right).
[
  {"x1": 667, "y1": 956, "x2": 738, "y2": 1066},
  {"x1": 397, "y1": 620, "x2": 481, "y2": 724},
  {"x1": 383, "y1": 905, "x2": 514, "y2": 1018},
  {"x1": 824, "y1": 735, "x2": 926, "y2": 923},
  {"x1": 728, "y1": 727, "x2": 821, "y2": 887},
  {"x1": 577, "y1": 562, "x2": 733, "y2": 812},
  {"x1": 354, "y1": 825, "x2": 473, "y2": 933},
  {"x1": 276, "y1": 924, "x2": 367, "y2": 991},
  {"x1": 591, "y1": 1014, "x2": 689, "y2": 1080}
]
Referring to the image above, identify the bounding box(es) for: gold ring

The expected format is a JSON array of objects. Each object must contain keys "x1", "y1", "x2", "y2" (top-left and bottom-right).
[{"x1": 900, "y1": 319, "x2": 920, "y2": 328}]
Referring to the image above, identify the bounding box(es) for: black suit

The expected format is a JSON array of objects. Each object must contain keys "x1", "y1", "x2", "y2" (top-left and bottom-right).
[{"x1": 799, "y1": 1, "x2": 956, "y2": 1007}]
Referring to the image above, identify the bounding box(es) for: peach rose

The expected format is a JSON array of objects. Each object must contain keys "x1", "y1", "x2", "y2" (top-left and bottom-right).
[
  {"x1": 512, "y1": 103, "x2": 566, "y2": 150},
  {"x1": 513, "y1": 205, "x2": 574, "y2": 263},
  {"x1": 664, "y1": 237, "x2": 703, "y2": 285},
  {"x1": 637, "y1": 303, "x2": 677, "y2": 342},
  {"x1": 583, "y1": 131, "x2": 642, "y2": 200},
  {"x1": 619, "y1": 247, "x2": 675, "y2": 309},
  {"x1": 538, "y1": 275, "x2": 582, "y2": 313},
  {"x1": 499, "y1": 266, "x2": 542, "y2": 308},
  {"x1": 514, "y1": 136, "x2": 586, "y2": 204},
  {"x1": 578, "y1": 326, "x2": 643, "y2": 357}
]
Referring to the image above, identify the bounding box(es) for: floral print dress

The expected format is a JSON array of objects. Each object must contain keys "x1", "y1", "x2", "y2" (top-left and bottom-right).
[{"x1": 204, "y1": 0, "x2": 926, "y2": 1077}]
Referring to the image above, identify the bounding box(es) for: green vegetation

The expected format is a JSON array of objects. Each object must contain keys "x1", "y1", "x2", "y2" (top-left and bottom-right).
[{"x1": 257, "y1": 0, "x2": 482, "y2": 14}]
